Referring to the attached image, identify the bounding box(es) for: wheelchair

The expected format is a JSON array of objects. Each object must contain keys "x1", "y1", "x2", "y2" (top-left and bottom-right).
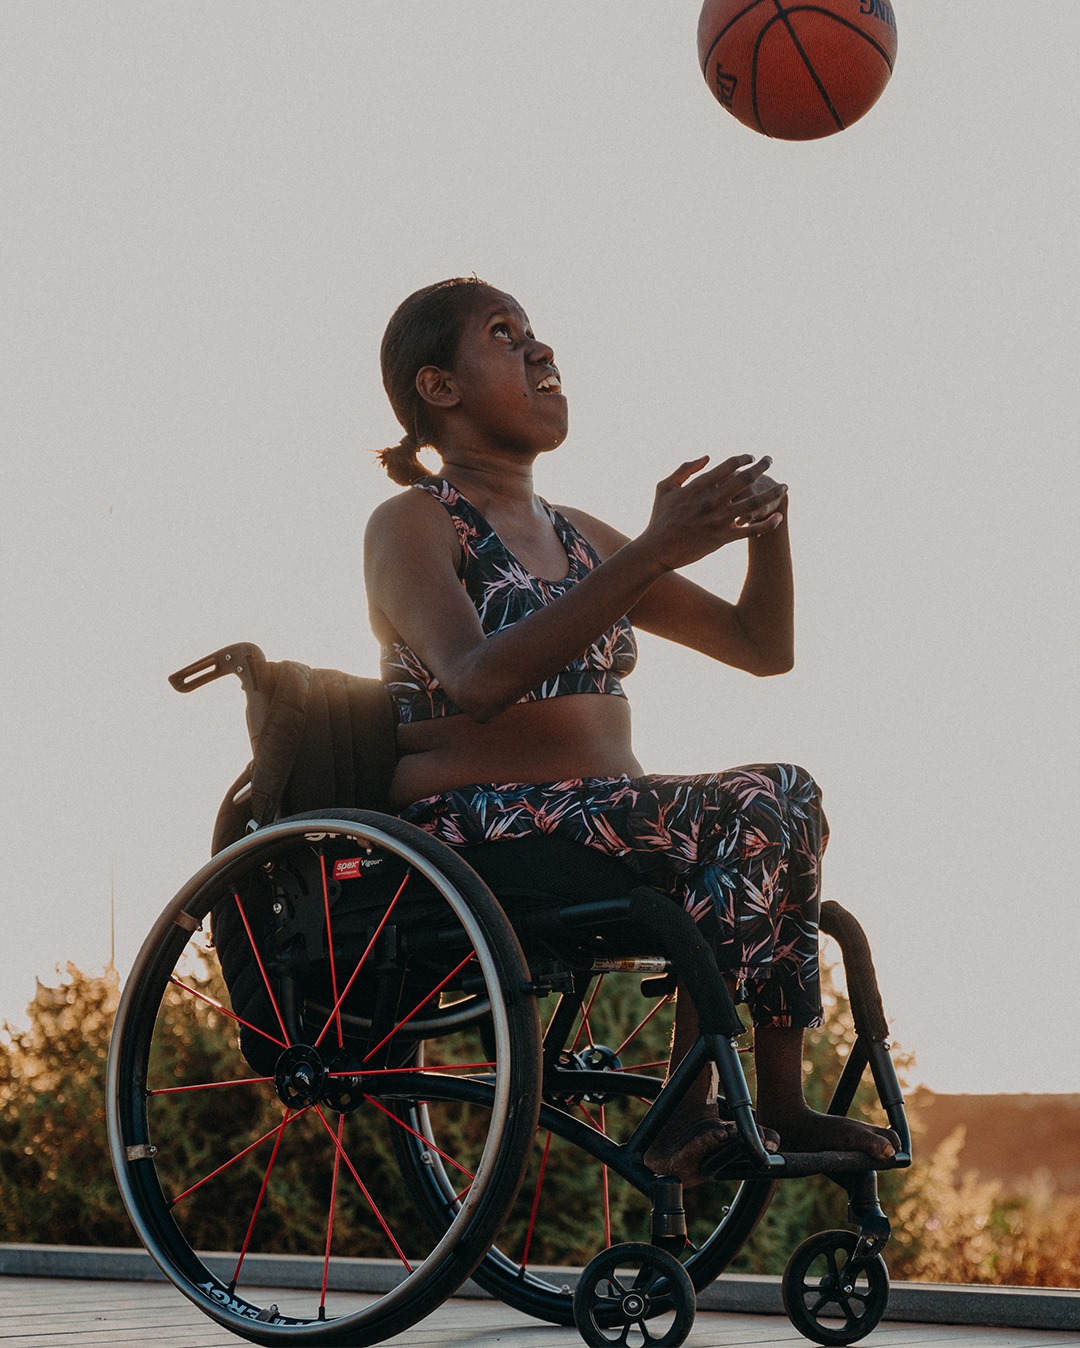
[{"x1": 107, "y1": 643, "x2": 912, "y2": 1348}]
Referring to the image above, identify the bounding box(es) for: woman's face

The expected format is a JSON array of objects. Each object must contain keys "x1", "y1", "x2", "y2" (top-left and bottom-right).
[{"x1": 443, "y1": 290, "x2": 568, "y2": 454}]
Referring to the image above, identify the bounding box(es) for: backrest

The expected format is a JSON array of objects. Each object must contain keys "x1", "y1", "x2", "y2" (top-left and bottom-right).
[{"x1": 169, "y1": 642, "x2": 398, "y2": 854}]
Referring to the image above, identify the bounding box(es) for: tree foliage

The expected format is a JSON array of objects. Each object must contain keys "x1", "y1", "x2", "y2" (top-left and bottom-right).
[{"x1": 1, "y1": 964, "x2": 130, "y2": 1244}]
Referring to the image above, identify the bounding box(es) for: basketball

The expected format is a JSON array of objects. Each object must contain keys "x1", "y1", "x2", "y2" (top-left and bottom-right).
[{"x1": 697, "y1": 0, "x2": 898, "y2": 140}]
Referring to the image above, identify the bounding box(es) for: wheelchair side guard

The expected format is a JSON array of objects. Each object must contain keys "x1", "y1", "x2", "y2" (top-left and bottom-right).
[{"x1": 821, "y1": 900, "x2": 912, "y2": 1166}]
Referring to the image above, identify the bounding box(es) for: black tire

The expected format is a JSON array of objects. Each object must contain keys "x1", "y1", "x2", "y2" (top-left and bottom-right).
[
  {"x1": 107, "y1": 811, "x2": 541, "y2": 1347},
  {"x1": 573, "y1": 1242, "x2": 696, "y2": 1348},
  {"x1": 782, "y1": 1229, "x2": 890, "y2": 1346},
  {"x1": 392, "y1": 974, "x2": 773, "y2": 1325}
]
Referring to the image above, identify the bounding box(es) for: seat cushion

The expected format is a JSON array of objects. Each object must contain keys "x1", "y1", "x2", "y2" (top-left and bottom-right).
[{"x1": 459, "y1": 837, "x2": 639, "y2": 904}]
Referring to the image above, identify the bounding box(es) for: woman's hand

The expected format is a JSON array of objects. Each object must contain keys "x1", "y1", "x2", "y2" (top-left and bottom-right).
[
  {"x1": 642, "y1": 455, "x2": 788, "y2": 571},
  {"x1": 732, "y1": 465, "x2": 788, "y2": 534}
]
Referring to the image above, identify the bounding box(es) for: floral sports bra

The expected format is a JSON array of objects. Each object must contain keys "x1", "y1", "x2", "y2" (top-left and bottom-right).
[{"x1": 380, "y1": 477, "x2": 638, "y2": 723}]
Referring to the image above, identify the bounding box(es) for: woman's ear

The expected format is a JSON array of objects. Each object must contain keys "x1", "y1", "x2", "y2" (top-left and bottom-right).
[{"x1": 416, "y1": 366, "x2": 460, "y2": 410}]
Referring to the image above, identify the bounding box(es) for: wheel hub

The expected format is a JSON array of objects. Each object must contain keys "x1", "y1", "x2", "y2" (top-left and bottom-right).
[
  {"x1": 274, "y1": 1044, "x2": 329, "y2": 1108},
  {"x1": 324, "y1": 1051, "x2": 366, "y2": 1113},
  {"x1": 621, "y1": 1291, "x2": 647, "y2": 1317},
  {"x1": 546, "y1": 1042, "x2": 623, "y2": 1106},
  {"x1": 274, "y1": 1044, "x2": 367, "y2": 1111}
]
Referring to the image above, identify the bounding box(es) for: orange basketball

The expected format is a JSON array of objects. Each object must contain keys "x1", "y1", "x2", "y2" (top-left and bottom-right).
[{"x1": 697, "y1": 0, "x2": 898, "y2": 140}]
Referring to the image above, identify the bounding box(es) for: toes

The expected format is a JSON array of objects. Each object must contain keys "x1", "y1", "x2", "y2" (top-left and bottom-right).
[
  {"x1": 644, "y1": 1120, "x2": 737, "y2": 1186},
  {"x1": 866, "y1": 1126, "x2": 899, "y2": 1160}
]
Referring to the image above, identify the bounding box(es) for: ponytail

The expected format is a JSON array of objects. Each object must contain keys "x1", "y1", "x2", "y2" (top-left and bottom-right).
[
  {"x1": 375, "y1": 431, "x2": 429, "y2": 487},
  {"x1": 374, "y1": 276, "x2": 496, "y2": 487}
]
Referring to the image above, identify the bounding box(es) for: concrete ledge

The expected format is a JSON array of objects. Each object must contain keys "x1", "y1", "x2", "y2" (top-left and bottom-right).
[
  {"x1": 693, "y1": 1271, "x2": 1080, "y2": 1332},
  {"x1": 2, "y1": 1245, "x2": 1079, "y2": 1332}
]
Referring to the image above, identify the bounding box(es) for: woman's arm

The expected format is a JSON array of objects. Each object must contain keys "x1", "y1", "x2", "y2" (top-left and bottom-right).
[
  {"x1": 559, "y1": 475, "x2": 794, "y2": 676},
  {"x1": 365, "y1": 455, "x2": 783, "y2": 722}
]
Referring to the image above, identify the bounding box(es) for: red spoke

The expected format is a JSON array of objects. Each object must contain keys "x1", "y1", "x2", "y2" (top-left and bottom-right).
[
  {"x1": 149, "y1": 1075, "x2": 272, "y2": 1096},
  {"x1": 570, "y1": 974, "x2": 605, "y2": 1052},
  {"x1": 231, "y1": 1110, "x2": 290, "y2": 1288},
  {"x1": 615, "y1": 994, "x2": 673, "y2": 1058},
  {"x1": 168, "y1": 976, "x2": 287, "y2": 1051},
  {"x1": 520, "y1": 1131, "x2": 553, "y2": 1270},
  {"x1": 574, "y1": 1101, "x2": 612, "y2": 1247},
  {"x1": 577, "y1": 1100, "x2": 602, "y2": 1131},
  {"x1": 320, "y1": 1113, "x2": 345, "y2": 1313},
  {"x1": 319, "y1": 852, "x2": 344, "y2": 1050},
  {"x1": 313, "y1": 876, "x2": 409, "y2": 1049},
  {"x1": 313, "y1": 1107, "x2": 413, "y2": 1271},
  {"x1": 232, "y1": 890, "x2": 290, "y2": 1044},
  {"x1": 170, "y1": 1107, "x2": 309, "y2": 1206},
  {"x1": 361, "y1": 950, "x2": 477, "y2": 1064},
  {"x1": 364, "y1": 1096, "x2": 476, "y2": 1182}
]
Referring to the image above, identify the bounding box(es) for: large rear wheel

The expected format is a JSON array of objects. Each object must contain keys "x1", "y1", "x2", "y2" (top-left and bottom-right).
[{"x1": 107, "y1": 811, "x2": 541, "y2": 1346}]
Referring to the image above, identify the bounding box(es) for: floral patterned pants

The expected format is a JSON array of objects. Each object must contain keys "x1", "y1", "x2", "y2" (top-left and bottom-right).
[{"x1": 399, "y1": 763, "x2": 828, "y2": 1029}]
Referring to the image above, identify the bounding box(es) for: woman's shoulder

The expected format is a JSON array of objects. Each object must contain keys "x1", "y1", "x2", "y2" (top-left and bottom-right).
[{"x1": 365, "y1": 479, "x2": 461, "y2": 553}]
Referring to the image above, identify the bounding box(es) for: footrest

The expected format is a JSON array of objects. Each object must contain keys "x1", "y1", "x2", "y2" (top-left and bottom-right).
[
  {"x1": 772, "y1": 1149, "x2": 902, "y2": 1176},
  {"x1": 702, "y1": 1147, "x2": 909, "y2": 1182}
]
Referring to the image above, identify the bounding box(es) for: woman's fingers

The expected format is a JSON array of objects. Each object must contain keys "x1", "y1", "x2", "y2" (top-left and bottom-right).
[
  {"x1": 657, "y1": 456, "x2": 711, "y2": 492},
  {"x1": 733, "y1": 483, "x2": 788, "y2": 517},
  {"x1": 693, "y1": 454, "x2": 757, "y2": 491},
  {"x1": 647, "y1": 453, "x2": 785, "y2": 567},
  {"x1": 737, "y1": 511, "x2": 785, "y2": 536},
  {"x1": 658, "y1": 454, "x2": 778, "y2": 501}
]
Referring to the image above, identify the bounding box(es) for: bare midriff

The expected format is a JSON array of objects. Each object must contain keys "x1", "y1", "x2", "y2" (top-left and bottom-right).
[{"x1": 388, "y1": 694, "x2": 643, "y2": 809}]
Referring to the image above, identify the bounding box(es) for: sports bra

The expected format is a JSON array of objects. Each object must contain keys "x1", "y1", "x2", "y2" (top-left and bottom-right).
[{"x1": 381, "y1": 477, "x2": 638, "y2": 723}]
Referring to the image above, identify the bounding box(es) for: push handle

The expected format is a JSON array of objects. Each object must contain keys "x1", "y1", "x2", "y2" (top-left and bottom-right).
[{"x1": 168, "y1": 643, "x2": 265, "y2": 695}]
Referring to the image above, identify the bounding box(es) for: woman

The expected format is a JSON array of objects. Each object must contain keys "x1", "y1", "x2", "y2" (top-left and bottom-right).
[{"x1": 364, "y1": 276, "x2": 898, "y2": 1185}]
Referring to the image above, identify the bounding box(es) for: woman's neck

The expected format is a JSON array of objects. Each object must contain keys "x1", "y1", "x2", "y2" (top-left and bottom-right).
[{"x1": 436, "y1": 452, "x2": 538, "y2": 511}]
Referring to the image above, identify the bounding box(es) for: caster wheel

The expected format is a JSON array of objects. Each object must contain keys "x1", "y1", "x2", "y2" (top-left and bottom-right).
[
  {"x1": 573, "y1": 1242, "x2": 695, "y2": 1347},
  {"x1": 782, "y1": 1229, "x2": 890, "y2": 1345}
]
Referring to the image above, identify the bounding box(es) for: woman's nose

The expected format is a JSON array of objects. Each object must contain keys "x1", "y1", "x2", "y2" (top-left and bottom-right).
[{"x1": 528, "y1": 337, "x2": 555, "y2": 365}]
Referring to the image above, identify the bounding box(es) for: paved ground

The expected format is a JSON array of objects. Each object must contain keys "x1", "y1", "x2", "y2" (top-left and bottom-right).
[{"x1": 1, "y1": 1277, "x2": 1078, "y2": 1348}]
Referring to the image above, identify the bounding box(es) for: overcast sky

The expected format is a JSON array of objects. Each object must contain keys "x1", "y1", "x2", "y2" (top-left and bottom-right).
[{"x1": 2, "y1": 2, "x2": 1077, "y2": 1096}]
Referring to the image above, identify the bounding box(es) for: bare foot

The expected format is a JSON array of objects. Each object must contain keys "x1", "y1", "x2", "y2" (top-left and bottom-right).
[
  {"x1": 759, "y1": 1104, "x2": 900, "y2": 1161},
  {"x1": 645, "y1": 1110, "x2": 779, "y2": 1189}
]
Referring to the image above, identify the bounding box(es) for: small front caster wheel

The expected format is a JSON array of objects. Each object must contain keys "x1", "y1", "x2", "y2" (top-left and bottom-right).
[
  {"x1": 782, "y1": 1229, "x2": 890, "y2": 1345},
  {"x1": 573, "y1": 1242, "x2": 695, "y2": 1347}
]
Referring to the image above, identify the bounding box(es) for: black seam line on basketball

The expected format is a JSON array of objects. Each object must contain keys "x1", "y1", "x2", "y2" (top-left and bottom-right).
[
  {"x1": 776, "y1": 5, "x2": 895, "y2": 72},
  {"x1": 700, "y1": 0, "x2": 773, "y2": 77},
  {"x1": 768, "y1": 0, "x2": 843, "y2": 130}
]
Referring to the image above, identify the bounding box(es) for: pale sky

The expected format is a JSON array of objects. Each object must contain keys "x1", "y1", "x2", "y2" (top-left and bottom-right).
[{"x1": 2, "y1": 2, "x2": 1078, "y2": 1095}]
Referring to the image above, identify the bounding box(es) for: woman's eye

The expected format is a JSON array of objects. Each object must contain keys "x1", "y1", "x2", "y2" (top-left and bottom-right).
[{"x1": 492, "y1": 323, "x2": 512, "y2": 340}]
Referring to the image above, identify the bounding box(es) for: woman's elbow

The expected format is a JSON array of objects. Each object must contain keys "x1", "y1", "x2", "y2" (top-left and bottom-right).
[
  {"x1": 749, "y1": 648, "x2": 795, "y2": 677},
  {"x1": 447, "y1": 673, "x2": 518, "y2": 724},
  {"x1": 456, "y1": 696, "x2": 502, "y2": 725}
]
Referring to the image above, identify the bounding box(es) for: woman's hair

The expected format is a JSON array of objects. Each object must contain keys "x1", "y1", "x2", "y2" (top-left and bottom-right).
[{"x1": 376, "y1": 276, "x2": 494, "y2": 486}]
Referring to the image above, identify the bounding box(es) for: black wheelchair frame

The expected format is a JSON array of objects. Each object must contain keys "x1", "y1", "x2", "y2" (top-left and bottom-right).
[{"x1": 106, "y1": 643, "x2": 911, "y2": 1348}]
